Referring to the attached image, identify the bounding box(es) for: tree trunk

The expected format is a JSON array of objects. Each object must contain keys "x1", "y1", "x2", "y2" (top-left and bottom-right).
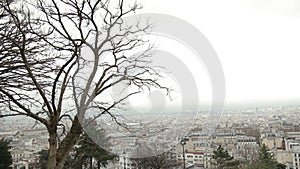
[
  {"x1": 47, "y1": 131, "x2": 58, "y2": 169},
  {"x1": 90, "y1": 157, "x2": 93, "y2": 169},
  {"x1": 55, "y1": 116, "x2": 82, "y2": 169},
  {"x1": 97, "y1": 160, "x2": 101, "y2": 169}
]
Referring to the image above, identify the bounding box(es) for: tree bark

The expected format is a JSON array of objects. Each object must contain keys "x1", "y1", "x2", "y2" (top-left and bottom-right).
[
  {"x1": 47, "y1": 131, "x2": 57, "y2": 169},
  {"x1": 55, "y1": 116, "x2": 82, "y2": 169},
  {"x1": 97, "y1": 160, "x2": 101, "y2": 169},
  {"x1": 45, "y1": 117, "x2": 82, "y2": 169},
  {"x1": 90, "y1": 157, "x2": 93, "y2": 169}
]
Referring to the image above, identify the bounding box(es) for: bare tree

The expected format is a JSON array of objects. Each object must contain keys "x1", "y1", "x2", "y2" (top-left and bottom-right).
[
  {"x1": 131, "y1": 151, "x2": 180, "y2": 169},
  {"x1": 129, "y1": 140, "x2": 180, "y2": 169},
  {"x1": 0, "y1": 0, "x2": 169, "y2": 169}
]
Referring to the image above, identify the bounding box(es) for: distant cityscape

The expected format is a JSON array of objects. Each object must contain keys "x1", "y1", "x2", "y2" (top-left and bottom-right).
[{"x1": 1, "y1": 104, "x2": 300, "y2": 169}]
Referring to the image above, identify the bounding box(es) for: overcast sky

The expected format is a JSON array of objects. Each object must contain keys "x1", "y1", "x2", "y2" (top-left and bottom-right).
[{"x1": 136, "y1": 0, "x2": 300, "y2": 105}]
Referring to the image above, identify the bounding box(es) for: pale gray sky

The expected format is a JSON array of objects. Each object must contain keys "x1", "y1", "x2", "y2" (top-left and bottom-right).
[{"x1": 137, "y1": 0, "x2": 300, "y2": 104}]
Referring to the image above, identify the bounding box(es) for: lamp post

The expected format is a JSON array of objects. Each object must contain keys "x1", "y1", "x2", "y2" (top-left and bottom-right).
[
  {"x1": 123, "y1": 151, "x2": 126, "y2": 169},
  {"x1": 180, "y1": 139, "x2": 186, "y2": 169}
]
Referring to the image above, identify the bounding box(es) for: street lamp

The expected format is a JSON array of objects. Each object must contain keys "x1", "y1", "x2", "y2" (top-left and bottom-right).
[
  {"x1": 180, "y1": 139, "x2": 186, "y2": 169},
  {"x1": 123, "y1": 151, "x2": 126, "y2": 169}
]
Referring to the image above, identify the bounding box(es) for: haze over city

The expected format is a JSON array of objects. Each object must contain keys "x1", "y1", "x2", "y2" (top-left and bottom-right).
[{"x1": 1, "y1": 1, "x2": 300, "y2": 169}]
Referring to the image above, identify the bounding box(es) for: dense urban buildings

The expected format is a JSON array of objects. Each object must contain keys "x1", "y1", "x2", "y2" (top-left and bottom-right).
[{"x1": 1, "y1": 105, "x2": 300, "y2": 168}]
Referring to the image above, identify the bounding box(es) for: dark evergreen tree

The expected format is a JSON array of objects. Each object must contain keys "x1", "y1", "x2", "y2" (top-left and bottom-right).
[
  {"x1": 245, "y1": 144, "x2": 285, "y2": 169},
  {"x1": 38, "y1": 120, "x2": 116, "y2": 169},
  {"x1": 72, "y1": 134, "x2": 116, "y2": 169},
  {"x1": 38, "y1": 150, "x2": 73, "y2": 169},
  {"x1": 258, "y1": 144, "x2": 275, "y2": 163},
  {"x1": 38, "y1": 149, "x2": 48, "y2": 169},
  {"x1": 72, "y1": 126, "x2": 117, "y2": 169},
  {"x1": 0, "y1": 138, "x2": 12, "y2": 169},
  {"x1": 212, "y1": 145, "x2": 239, "y2": 169}
]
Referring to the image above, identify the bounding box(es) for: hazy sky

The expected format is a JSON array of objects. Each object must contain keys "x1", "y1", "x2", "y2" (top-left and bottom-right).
[{"x1": 136, "y1": 0, "x2": 300, "y2": 104}]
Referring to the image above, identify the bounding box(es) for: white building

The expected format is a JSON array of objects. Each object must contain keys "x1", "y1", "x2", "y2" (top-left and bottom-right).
[
  {"x1": 119, "y1": 153, "x2": 137, "y2": 169},
  {"x1": 177, "y1": 152, "x2": 205, "y2": 167},
  {"x1": 291, "y1": 145, "x2": 300, "y2": 169}
]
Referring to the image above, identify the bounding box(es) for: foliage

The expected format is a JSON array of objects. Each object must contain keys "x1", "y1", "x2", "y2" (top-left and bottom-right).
[
  {"x1": 0, "y1": 138, "x2": 12, "y2": 169},
  {"x1": 245, "y1": 144, "x2": 286, "y2": 169},
  {"x1": 72, "y1": 128, "x2": 117, "y2": 169},
  {"x1": 38, "y1": 129, "x2": 116, "y2": 169},
  {"x1": 38, "y1": 150, "x2": 73, "y2": 169},
  {"x1": 258, "y1": 144, "x2": 275, "y2": 163},
  {"x1": 38, "y1": 150, "x2": 48, "y2": 169},
  {"x1": 212, "y1": 145, "x2": 239, "y2": 169}
]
